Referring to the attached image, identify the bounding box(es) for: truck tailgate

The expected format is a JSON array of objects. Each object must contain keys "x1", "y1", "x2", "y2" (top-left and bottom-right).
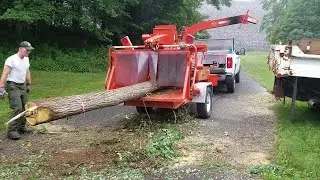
[
  {"x1": 202, "y1": 51, "x2": 227, "y2": 67},
  {"x1": 269, "y1": 45, "x2": 320, "y2": 78},
  {"x1": 290, "y1": 54, "x2": 320, "y2": 78}
]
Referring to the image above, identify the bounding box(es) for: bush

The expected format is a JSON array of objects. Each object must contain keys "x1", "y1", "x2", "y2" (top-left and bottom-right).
[
  {"x1": 0, "y1": 44, "x2": 109, "y2": 73},
  {"x1": 146, "y1": 127, "x2": 183, "y2": 159}
]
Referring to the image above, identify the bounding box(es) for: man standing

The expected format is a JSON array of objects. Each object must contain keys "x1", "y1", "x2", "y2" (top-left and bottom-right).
[{"x1": 0, "y1": 41, "x2": 34, "y2": 140}]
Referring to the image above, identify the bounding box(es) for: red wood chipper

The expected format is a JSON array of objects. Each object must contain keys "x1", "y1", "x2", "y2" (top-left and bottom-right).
[{"x1": 105, "y1": 11, "x2": 258, "y2": 119}]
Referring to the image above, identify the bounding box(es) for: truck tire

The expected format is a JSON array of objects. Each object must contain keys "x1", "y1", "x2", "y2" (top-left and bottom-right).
[
  {"x1": 197, "y1": 87, "x2": 213, "y2": 119},
  {"x1": 235, "y1": 72, "x2": 240, "y2": 83},
  {"x1": 136, "y1": 106, "x2": 153, "y2": 114},
  {"x1": 226, "y1": 75, "x2": 235, "y2": 93}
]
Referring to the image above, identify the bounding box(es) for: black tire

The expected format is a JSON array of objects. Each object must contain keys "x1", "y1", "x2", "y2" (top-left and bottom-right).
[
  {"x1": 226, "y1": 75, "x2": 235, "y2": 93},
  {"x1": 196, "y1": 87, "x2": 213, "y2": 119},
  {"x1": 235, "y1": 71, "x2": 240, "y2": 83},
  {"x1": 136, "y1": 106, "x2": 153, "y2": 114}
]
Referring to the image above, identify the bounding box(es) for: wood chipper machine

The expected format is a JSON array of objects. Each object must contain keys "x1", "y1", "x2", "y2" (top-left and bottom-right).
[{"x1": 104, "y1": 11, "x2": 258, "y2": 119}]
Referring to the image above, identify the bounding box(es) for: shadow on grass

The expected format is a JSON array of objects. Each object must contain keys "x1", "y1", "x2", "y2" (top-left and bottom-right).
[{"x1": 276, "y1": 99, "x2": 320, "y2": 126}]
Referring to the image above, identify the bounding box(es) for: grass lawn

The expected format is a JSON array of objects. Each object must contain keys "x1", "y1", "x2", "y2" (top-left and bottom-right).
[
  {"x1": 0, "y1": 70, "x2": 106, "y2": 131},
  {"x1": 242, "y1": 52, "x2": 320, "y2": 179}
]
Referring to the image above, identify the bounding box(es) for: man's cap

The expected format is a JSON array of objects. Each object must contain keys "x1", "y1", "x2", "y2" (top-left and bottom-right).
[{"x1": 19, "y1": 41, "x2": 34, "y2": 50}]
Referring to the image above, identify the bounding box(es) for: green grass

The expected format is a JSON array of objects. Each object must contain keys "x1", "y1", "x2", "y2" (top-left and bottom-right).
[
  {"x1": 0, "y1": 70, "x2": 106, "y2": 131},
  {"x1": 146, "y1": 126, "x2": 183, "y2": 159},
  {"x1": 241, "y1": 52, "x2": 274, "y2": 91},
  {"x1": 200, "y1": 161, "x2": 232, "y2": 171},
  {"x1": 242, "y1": 52, "x2": 320, "y2": 179}
]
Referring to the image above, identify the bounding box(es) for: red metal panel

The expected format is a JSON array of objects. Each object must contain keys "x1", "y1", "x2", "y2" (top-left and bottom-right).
[
  {"x1": 208, "y1": 74, "x2": 218, "y2": 86},
  {"x1": 152, "y1": 25, "x2": 178, "y2": 45},
  {"x1": 157, "y1": 51, "x2": 187, "y2": 88},
  {"x1": 141, "y1": 89, "x2": 184, "y2": 102},
  {"x1": 125, "y1": 100, "x2": 187, "y2": 109}
]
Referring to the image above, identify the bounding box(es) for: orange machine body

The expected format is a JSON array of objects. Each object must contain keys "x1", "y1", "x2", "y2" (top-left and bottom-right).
[{"x1": 104, "y1": 11, "x2": 258, "y2": 109}]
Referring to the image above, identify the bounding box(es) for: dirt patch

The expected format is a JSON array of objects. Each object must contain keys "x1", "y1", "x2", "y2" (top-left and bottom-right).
[
  {"x1": 174, "y1": 135, "x2": 228, "y2": 167},
  {"x1": 237, "y1": 152, "x2": 270, "y2": 165},
  {"x1": 0, "y1": 111, "x2": 188, "y2": 179}
]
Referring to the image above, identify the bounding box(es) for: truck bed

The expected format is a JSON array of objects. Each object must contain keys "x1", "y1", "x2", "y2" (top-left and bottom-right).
[
  {"x1": 291, "y1": 39, "x2": 320, "y2": 55},
  {"x1": 290, "y1": 53, "x2": 320, "y2": 78},
  {"x1": 268, "y1": 44, "x2": 320, "y2": 78}
]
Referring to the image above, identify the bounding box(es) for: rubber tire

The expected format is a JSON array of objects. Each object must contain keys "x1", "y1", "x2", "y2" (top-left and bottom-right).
[
  {"x1": 235, "y1": 71, "x2": 240, "y2": 83},
  {"x1": 196, "y1": 87, "x2": 213, "y2": 119},
  {"x1": 136, "y1": 106, "x2": 153, "y2": 114},
  {"x1": 226, "y1": 75, "x2": 235, "y2": 93}
]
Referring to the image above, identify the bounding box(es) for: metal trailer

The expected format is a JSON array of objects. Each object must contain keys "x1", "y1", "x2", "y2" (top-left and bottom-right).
[{"x1": 268, "y1": 40, "x2": 320, "y2": 121}]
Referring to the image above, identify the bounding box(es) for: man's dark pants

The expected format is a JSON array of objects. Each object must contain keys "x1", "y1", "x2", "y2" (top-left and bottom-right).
[{"x1": 5, "y1": 81, "x2": 28, "y2": 132}]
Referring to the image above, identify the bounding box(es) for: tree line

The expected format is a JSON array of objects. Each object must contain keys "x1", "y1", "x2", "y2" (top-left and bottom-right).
[
  {"x1": 261, "y1": 0, "x2": 320, "y2": 44},
  {"x1": 0, "y1": 0, "x2": 231, "y2": 48},
  {"x1": 1, "y1": 0, "x2": 318, "y2": 48}
]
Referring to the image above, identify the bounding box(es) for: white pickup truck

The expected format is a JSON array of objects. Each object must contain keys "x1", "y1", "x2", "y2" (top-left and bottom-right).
[{"x1": 197, "y1": 38, "x2": 245, "y2": 93}]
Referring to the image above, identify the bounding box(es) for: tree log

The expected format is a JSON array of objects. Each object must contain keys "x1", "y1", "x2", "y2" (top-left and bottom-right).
[{"x1": 25, "y1": 81, "x2": 159, "y2": 125}]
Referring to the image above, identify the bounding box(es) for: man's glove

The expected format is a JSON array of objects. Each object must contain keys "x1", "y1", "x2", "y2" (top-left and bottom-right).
[
  {"x1": 0, "y1": 87, "x2": 6, "y2": 99},
  {"x1": 26, "y1": 84, "x2": 32, "y2": 93}
]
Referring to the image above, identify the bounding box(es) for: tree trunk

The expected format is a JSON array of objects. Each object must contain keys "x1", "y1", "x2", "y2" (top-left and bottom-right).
[{"x1": 25, "y1": 82, "x2": 158, "y2": 125}]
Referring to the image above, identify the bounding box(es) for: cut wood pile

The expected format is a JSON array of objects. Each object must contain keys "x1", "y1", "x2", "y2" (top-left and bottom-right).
[{"x1": 25, "y1": 81, "x2": 158, "y2": 125}]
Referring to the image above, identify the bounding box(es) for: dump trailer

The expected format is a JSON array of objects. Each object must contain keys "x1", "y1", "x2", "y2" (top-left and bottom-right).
[{"x1": 268, "y1": 39, "x2": 320, "y2": 120}]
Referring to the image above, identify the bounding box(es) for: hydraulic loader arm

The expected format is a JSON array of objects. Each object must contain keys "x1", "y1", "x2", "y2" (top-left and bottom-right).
[{"x1": 180, "y1": 11, "x2": 258, "y2": 42}]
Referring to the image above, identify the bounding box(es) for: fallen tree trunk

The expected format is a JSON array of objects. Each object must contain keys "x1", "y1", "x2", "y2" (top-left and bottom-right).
[{"x1": 25, "y1": 81, "x2": 159, "y2": 125}]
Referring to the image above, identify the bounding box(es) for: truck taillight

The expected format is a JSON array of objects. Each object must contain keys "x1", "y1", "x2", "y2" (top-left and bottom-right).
[{"x1": 227, "y1": 57, "x2": 233, "y2": 68}]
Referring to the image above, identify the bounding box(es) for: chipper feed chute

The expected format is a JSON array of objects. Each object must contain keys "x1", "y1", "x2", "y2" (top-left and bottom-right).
[{"x1": 106, "y1": 49, "x2": 193, "y2": 109}]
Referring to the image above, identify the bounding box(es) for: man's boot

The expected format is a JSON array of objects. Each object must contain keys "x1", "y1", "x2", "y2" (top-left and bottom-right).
[
  {"x1": 7, "y1": 131, "x2": 21, "y2": 140},
  {"x1": 18, "y1": 126, "x2": 34, "y2": 134}
]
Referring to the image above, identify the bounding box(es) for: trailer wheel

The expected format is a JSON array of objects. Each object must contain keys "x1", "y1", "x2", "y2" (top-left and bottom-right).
[
  {"x1": 136, "y1": 106, "x2": 153, "y2": 114},
  {"x1": 226, "y1": 75, "x2": 235, "y2": 93},
  {"x1": 197, "y1": 87, "x2": 213, "y2": 119},
  {"x1": 235, "y1": 72, "x2": 240, "y2": 83}
]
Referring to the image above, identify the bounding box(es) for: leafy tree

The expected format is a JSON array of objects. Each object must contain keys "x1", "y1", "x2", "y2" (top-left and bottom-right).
[
  {"x1": 261, "y1": 0, "x2": 320, "y2": 43},
  {"x1": 0, "y1": 0, "x2": 138, "y2": 43},
  {"x1": 124, "y1": 0, "x2": 232, "y2": 44},
  {"x1": 0, "y1": 0, "x2": 232, "y2": 46}
]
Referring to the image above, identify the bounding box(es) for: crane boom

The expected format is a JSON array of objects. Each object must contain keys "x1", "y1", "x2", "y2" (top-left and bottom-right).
[
  {"x1": 121, "y1": 11, "x2": 258, "y2": 49},
  {"x1": 180, "y1": 12, "x2": 258, "y2": 42}
]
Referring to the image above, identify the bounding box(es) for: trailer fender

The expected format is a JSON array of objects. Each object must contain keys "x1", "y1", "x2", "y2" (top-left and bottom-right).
[{"x1": 192, "y1": 82, "x2": 213, "y2": 103}]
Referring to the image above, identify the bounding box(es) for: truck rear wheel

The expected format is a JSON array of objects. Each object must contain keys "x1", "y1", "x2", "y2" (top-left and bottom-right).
[
  {"x1": 226, "y1": 75, "x2": 235, "y2": 93},
  {"x1": 197, "y1": 88, "x2": 213, "y2": 119}
]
